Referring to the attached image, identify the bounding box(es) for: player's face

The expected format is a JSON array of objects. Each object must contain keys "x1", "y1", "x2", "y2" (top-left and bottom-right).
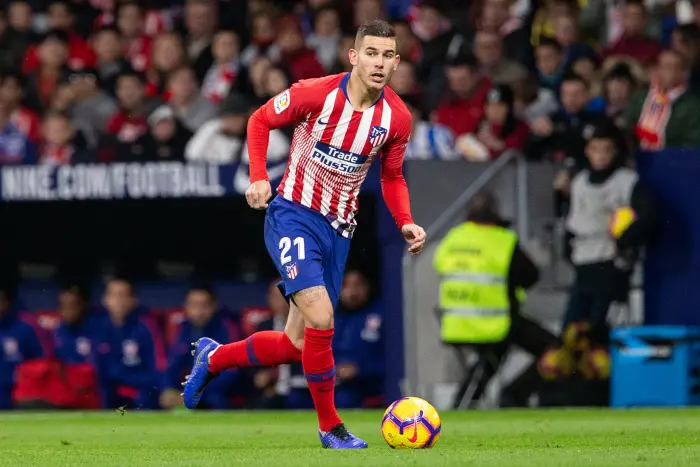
[
  {"x1": 103, "y1": 281, "x2": 136, "y2": 322},
  {"x1": 586, "y1": 138, "x2": 616, "y2": 171},
  {"x1": 350, "y1": 35, "x2": 400, "y2": 91}
]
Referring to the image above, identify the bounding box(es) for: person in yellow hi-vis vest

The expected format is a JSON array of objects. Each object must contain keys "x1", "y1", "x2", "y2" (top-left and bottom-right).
[{"x1": 433, "y1": 190, "x2": 559, "y2": 406}]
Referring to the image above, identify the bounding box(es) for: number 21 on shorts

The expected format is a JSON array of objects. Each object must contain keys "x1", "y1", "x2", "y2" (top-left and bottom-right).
[{"x1": 279, "y1": 236, "x2": 305, "y2": 265}]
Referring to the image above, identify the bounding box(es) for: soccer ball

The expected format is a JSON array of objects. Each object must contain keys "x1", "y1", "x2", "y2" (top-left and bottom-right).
[
  {"x1": 609, "y1": 207, "x2": 637, "y2": 239},
  {"x1": 538, "y1": 347, "x2": 575, "y2": 381},
  {"x1": 381, "y1": 397, "x2": 441, "y2": 449}
]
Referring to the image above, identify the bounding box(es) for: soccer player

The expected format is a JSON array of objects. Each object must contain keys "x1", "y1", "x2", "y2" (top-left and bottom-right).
[{"x1": 182, "y1": 19, "x2": 426, "y2": 449}]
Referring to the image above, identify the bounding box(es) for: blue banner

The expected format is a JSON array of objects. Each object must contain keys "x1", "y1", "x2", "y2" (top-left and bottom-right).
[
  {"x1": 0, "y1": 161, "x2": 383, "y2": 201},
  {"x1": 636, "y1": 149, "x2": 700, "y2": 326}
]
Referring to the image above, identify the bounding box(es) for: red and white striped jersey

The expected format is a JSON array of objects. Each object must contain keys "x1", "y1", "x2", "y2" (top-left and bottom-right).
[{"x1": 250, "y1": 73, "x2": 412, "y2": 238}]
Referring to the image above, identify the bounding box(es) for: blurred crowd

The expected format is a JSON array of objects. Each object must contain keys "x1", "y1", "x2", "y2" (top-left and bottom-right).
[
  {"x1": 0, "y1": 0, "x2": 699, "y2": 168},
  {"x1": 0, "y1": 268, "x2": 384, "y2": 410}
]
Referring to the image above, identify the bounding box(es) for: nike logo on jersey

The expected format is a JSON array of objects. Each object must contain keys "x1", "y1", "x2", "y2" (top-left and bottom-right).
[{"x1": 318, "y1": 118, "x2": 329, "y2": 125}]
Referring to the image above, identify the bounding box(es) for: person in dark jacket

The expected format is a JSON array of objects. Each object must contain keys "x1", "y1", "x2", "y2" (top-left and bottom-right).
[
  {"x1": 95, "y1": 277, "x2": 166, "y2": 410},
  {"x1": 117, "y1": 105, "x2": 192, "y2": 162},
  {"x1": 161, "y1": 285, "x2": 241, "y2": 410},
  {"x1": 0, "y1": 284, "x2": 45, "y2": 409},
  {"x1": 53, "y1": 284, "x2": 102, "y2": 364}
]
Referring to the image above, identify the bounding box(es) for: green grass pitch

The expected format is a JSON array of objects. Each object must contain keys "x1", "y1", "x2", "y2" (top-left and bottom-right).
[{"x1": 1, "y1": 408, "x2": 700, "y2": 466}]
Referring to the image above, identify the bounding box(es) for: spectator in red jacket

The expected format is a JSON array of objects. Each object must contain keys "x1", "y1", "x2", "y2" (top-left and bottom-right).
[
  {"x1": 22, "y1": 1, "x2": 96, "y2": 74},
  {"x1": 116, "y1": 1, "x2": 152, "y2": 74},
  {"x1": 24, "y1": 30, "x2": 73, "y2": 114},
  {"x1": 433, "y1": 54, "x2": 492, "y2": 138},
  {"x1": 272, "y1": 15, "x2": 325, "y2": 82},
  {"x1": 602, "y1": 0, "x2": 662, "y2": 68}
]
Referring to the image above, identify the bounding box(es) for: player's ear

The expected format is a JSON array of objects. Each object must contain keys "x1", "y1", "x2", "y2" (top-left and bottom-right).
[
  {"x1": 393, "y1": 54, "x2": 401, "y2": 72},
  {"x1": 349, "y1": 48, "x2": 358, "y2": 66}
]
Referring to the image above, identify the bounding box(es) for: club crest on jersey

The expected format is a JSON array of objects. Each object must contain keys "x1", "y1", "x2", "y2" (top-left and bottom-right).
[
  {"x1": 286, "y1": 262, "x2": 298, "y2": 279},
  {"x1": 274, "y1": 90, "x2": 291, "y2": 114},
  {"x1": 369, "y1": 126, "x2": 388, "y2": 147}
]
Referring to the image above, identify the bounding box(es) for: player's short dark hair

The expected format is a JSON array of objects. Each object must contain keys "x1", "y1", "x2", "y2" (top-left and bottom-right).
[
  {"x1": 60, "y1": 282, "x2": 90, "y2": 302},
  {"x1": 355, "y1": 19, "x2": 396, "y2": 48}
]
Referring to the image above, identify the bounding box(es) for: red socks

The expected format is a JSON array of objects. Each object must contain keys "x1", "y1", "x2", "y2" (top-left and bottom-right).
[
  {"x1": 303, "y1": 327, "x2": 342, "y2": 432},
  {"x1": 208, "y1": 330, "x2": 301, "y2": 373}
]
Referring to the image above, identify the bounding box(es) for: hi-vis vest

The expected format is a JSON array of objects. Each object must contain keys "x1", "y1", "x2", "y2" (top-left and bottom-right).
[{"x1": 433, "y1": 222, "x2": 518, "y2": 344}]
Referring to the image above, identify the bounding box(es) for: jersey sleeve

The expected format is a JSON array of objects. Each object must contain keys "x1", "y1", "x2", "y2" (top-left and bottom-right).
[
  {"x1": 380, "y1": 111, "x2": 414, "y2": 229},
  {"x1": 247, "y1": 82, "x2": 317, "y2": 182}
]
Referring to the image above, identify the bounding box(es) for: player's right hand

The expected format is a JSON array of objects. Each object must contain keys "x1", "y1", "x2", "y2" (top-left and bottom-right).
[{"x1": 245, "y1": 180, "x2": 272, "y2": 210}]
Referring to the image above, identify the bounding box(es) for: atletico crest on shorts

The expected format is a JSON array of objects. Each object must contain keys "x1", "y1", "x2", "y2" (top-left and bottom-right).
[
  {"x1": 286, "y1": 262, "x2": 298, "y2": 279},
  {"x1": 369, "y1": 125, "x2": 388, "y2": 147}
]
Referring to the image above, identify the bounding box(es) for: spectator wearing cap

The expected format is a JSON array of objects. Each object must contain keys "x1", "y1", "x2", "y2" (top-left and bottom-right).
[
  {"x1": 201, "y1": 29, "x2": 241, "y2": 104},
  {"x1": 402, "y1": 96, "x2": 458, "y2": 161},
  {"x1": 117, "y1": 105, "x2": 192, "y2": 163},
  {"x1": 39, "y1": 111, "x2": 96, "y2": 165},
  {"x1": 0, "y1": 72, "x2": 41, "y2": 145},
  {"x1": 185, "y1": 95, "x2": 254, "y2": 164},
  {"x1": 306, "y1": 5, "x2": 342, "y2": 72},
  {"x1": 535, "y1": 37, "x2": 566, "y2": 96},
  {"x1": 167, "y1": 66, "x2": 217, "y2": 133},
  {"x1": 626, "y1": 48, "x2": 700, "y2": 150},
  {"x1": 432, "y1": 54, "x2": 492, "y2": 139},
  {"x1": 268, "y1": 15, "x2": 325, "y2": 82},
  {"x1": 22, "y1": 1, "x2": 97, "y2": 75},
  {"x1": 601, "y1": 0, "x2": 662, "y2": 68},
  {"x1": 92, "y1": 26, "x2": 131, "y2": 98},
  {"x1": 24, "y1": 30, "x2": 73, "y2": 114},
  {"x1": 181, "y1": 0, "x2": 217, "y2": 83},
  {"x1": 115, "y1": 1, "x2": 153, "y2": 74},
  {"x1": 455, "y1": 84, "x2": 529, "y2": 162},
  {"x1": 473, "y1": 30, "x2": 527, "y2": 89},
  {"x1": 0, "y1": 5, "x2": 28, "y2": 74}
]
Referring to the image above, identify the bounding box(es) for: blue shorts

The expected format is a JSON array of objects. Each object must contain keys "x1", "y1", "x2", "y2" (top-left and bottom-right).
[{"x1": 264, "y1": 196, "x2": 351, "y2": 309}]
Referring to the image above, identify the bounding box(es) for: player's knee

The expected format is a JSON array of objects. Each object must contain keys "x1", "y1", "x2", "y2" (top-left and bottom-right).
[
  {"x1": 304, "y1": 309, "x2": 333, "y2": 330},
  {"x1": 292, "y1": 286, "x2": 334, "y2": 330}
]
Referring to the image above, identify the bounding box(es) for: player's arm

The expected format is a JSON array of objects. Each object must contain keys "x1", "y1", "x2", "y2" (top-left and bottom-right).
[
  {"x1": 246, "y1": 82, "x2": 313, "y2": 209},
  {"x1": 380, "y1": 114, "x2": 426, "y2": 254}
]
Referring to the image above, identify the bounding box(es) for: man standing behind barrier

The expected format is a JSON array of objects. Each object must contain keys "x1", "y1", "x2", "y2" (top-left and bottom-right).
[{"x1": 433, "y1": 191, "x2": 558, "y2": 406}]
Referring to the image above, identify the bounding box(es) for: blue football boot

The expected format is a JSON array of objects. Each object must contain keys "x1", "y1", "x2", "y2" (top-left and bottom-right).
[
  {"x1": 182, "y1": 337, "x2": 220, "y2": 409},
  {"x1": 319, "y1": 424, "x2": 368, "y2": 449}
]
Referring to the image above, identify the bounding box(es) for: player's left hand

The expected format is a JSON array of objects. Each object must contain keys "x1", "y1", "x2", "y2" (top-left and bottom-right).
[{"x1": 401, "y1": 224, "x2": 426, "y2": 255}]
